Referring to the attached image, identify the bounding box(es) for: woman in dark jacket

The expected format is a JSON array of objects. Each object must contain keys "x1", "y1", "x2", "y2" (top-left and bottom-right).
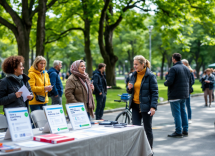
[
  {"x1": 0, "y1": 56, "x2": 33, "y2": 113},
  {"x1": 200, "y1": 68, "x2": 214, "y2": 107},
  {"x1": 182, "y1": 59, "x2": 195, "y2": 124},
  {"x1": 127, "y1": 55, "x2": 158, "y2": 150}
]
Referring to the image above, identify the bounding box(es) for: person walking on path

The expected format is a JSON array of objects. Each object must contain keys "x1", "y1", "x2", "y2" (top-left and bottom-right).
[
  {"x1": 200, "y1": 68, "x2": 214, "y2": 107},
  {"x1": 182, "y1": 59, "x2": 195, "y2": 124},
  {"x1": 93, "y1": 63, "x2": 107, "y2": 120},
  {"x1": 48, "y1": 60, "x2": 64, "y2": 105},
  {"x1": 0, "y1": 56, "x2": 33, "y2": 113},
  {"x1": 127, "y1": 55, "x2": 158, "y2": 150},
  {"x1": 65, "y1": 60, "x2": 95, "y2": 119},
  {"x1": 164, "y1": 53, "x2": 191, "y2": 138},
  {"x1": 28, "y1": 56, "x2": 52, "y2": 112}
]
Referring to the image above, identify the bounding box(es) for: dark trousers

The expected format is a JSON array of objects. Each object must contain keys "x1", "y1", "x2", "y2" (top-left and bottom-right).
[
  {"x1": 132, "y1": 103, "x2": 153, "y2": 149},
  {"x1": 95, "y1": 93, "x2": 106, "y2": 120}
]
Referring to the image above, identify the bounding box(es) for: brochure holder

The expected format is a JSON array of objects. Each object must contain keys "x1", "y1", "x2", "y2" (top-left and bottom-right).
[
  {"x1": 66, "y1": 103, "x2": 91, "y2": 130},
  {"x1": 43, "y1": 105, "x2": 69, "y2": 134},
  {"x1": 4, "y1": 107, "x2": 33, "y2": 141}
]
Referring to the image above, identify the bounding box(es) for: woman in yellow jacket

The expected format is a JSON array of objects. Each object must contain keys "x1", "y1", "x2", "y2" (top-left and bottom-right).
[{"x1": 28, "y1": 56, "x2": 52, "y2": 112}]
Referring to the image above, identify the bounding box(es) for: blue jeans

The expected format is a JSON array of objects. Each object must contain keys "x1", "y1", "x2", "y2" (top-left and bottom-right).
[
  {"x1": 186, "y1": 94, "x2": 192, "y2": 119},
  {"x1": 30, "y1": 104, "x2": 47, "y2": 112},
  {"x1": 170, "y1": 99, "x2": 188, "y2": 134}
]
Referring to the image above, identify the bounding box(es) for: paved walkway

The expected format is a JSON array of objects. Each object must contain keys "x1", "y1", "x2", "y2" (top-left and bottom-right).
[{"x1": 102, "y1": 96, "x2": 215, "y2": 156}]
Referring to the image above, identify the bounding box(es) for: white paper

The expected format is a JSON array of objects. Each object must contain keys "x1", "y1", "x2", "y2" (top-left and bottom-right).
[
  {"x1": 43, "y1": 105, "x2": 69, "y2": 134},
  {"x1": 0, "y1": 132, "x2": 6, "y2": 139},
  {"x1": 16, "y1": 141, "x2": 49, "y2": 148},
  {"x1": 66, "y1": 103, "x2": 91, "y2": 130},
  {"x1": 4, "y1": 107, "x2": 33, "y2": 141},
  {"x1": 18, "y1": 85, "x2": 31, "y2": 102}
]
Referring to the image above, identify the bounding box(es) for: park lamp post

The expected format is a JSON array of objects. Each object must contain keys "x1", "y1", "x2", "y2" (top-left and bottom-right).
[{"x1": 148, "y1": 26, "x2": 153, "y2": 65}]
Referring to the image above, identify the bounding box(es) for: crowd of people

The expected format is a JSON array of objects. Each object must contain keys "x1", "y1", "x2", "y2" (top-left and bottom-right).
[
  {"x1": 0, "y1": 53, "x2": 214, "y2": 154},
  {"x1": 0, "y1": 56, "x2": 108, "y2": 123}
]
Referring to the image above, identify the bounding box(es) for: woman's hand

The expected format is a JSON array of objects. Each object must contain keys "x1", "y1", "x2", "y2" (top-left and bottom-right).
[
  {"x1": 150, "y1": 108, "x2": 155, "y2": 116},
  {"x1": 90, "y1": 84, "x2": 94, "y2": 90},
  {"x1": 45, "y1": 86, "x2": 52, "y2": 91},
  {"x1": 27, "y1": 95, "x2": 33, "y2": 100},
  {"x1": 128, "y1": 83, "x2": 133, "y2": 90},
  {"x1": 15, "y1": 92, "x2": 22, "y2": 98}
]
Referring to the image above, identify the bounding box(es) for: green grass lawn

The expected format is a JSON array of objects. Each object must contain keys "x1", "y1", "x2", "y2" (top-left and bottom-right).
[{"x1": 0, "y1": 79, "x2": 203, "y2": 114}]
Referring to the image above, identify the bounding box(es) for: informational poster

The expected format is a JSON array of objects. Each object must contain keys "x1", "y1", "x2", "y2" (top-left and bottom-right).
[
  {"x1": 66, "y1": 103, "x2": 91, "y2": 130},
  {"x1": 4, "y1": 107, "x2": 33, "y2": 141},
  {"x1": 43, "y1": 105, "x2": 69, "y2": 134}
]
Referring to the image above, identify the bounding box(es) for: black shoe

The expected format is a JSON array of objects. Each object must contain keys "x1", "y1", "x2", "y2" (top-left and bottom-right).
[
  {"x1": 182, "y1": 131, "x2": 188, "y2": 137},
  {"x1": 168, "y1": 132, "x2": 183, "y2": 138},
  {"x1": 205, "y1": 104, "x2": 208, "y2": 107}
]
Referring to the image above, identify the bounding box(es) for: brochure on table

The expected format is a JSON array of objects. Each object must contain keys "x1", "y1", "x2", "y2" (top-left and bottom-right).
[
  {"x1": 4, "y1": 107, "x2": 33, "y2": 141},
  {"x1": 66, "y1": 103, "x2": 91, "y2": 130},
  {"x1": 43, "y1": 105, "x2": 69, "y2": 134}
]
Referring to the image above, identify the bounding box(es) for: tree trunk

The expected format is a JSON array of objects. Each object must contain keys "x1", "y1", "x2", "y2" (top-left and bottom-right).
[
  {"x1": 31, "y1": 49, "x2": 34, "y2": 65},
  {"x1": 84, "y1": 19, "x2": 93, "y2": 77},
  {"x1": 36, "y1": 0, "x2": 47, "y2": 56},
  {"x1": 103, "y1": 27, "x2": 118, "y2": 86},
  {"x1": 160, "y1": 51, "x2": 166, "y2": 80},
  {"x1": 166, "y1": 54, "x2": 172, "y2": 70},
  {"x1": 16, "y1": 28, "x2": 31, "y2": 74},
  {"x1": 46, "y1": 52, "x2": 50, "y2": 70}
]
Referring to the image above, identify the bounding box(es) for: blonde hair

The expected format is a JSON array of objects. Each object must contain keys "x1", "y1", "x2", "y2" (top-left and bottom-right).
[
  {"x1": 133, "y1": 55, "x2": 150, "y2": 69},
  {"x1": 181, "y1": 59, "x2": 193, "y2": 72},
  {"x1": 32, "y1": 56, "x2": 46, "y2": 70}
]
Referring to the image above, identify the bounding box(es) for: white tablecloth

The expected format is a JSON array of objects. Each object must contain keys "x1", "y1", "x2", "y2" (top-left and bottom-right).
[{"x1": 0, "y1": 125, "x2": 152, "y2": 156}]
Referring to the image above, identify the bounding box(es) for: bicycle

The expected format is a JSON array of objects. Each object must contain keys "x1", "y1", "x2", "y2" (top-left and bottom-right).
[{"x1": 114, "y1": 94, "x2": 132, "y2": 124}]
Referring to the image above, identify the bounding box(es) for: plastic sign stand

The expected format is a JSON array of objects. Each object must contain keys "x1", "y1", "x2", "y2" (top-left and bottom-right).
[
  {"x1": 66, "y1": 103, "x2": 91, "y2": 130},
  {"x1": 42, "y1": 122, "x2": 51, "y2": 133},
  {"x1": 4, "y1": 107, "x2": 33, "y2": 141},
  {"x1": 43, "y1": 105, "x2": 69, "y2": 134}
]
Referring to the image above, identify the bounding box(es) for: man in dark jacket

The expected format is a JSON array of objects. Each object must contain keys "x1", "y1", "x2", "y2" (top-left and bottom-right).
[
  {"x1": 93, "y1": 63, "x2": 107, "y2": 120},
  {"x1": 164, "y1": 53, "x2": 191, "y2": 138},
  {"x1": 48, "y1": 60, "x2": 64, "y2": 105}
]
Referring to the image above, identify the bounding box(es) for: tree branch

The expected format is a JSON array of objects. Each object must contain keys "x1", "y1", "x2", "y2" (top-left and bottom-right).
[
  {"x1": 31, "y1": 0, "x2": 58, "y2": 18},
  {"x1": 98, "y1": 0, "x2": 111, "y2": 58},
  {"x1": 22, "y1": 0, "x2": 31, "y2": 26},
  {"x1": 45, "y1": 27, "x2": 84, "y2": 44},
  {"x1": 29, "y1": 0, "x2": 35, "y2": 16},
  {"x1": 0, "y1": 16, "x2": 18, "y2": 36},
  {"x1": 110, "y1": 0, "x2": 142, "y2": 31},
  {"x1": 0, "y1": 0, "x2": 23, "y2": 27}
]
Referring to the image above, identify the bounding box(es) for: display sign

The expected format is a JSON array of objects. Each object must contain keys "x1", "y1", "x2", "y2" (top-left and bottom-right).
[
  {"x1": 4, "y1": 107, "x2": 33, "y2": 141},
  {"x1": 66, "y1": 103, "x2": 91, "y2": 130},
  {"x1": 43, "y1": 105, "x2": 69, "y2": 134}
]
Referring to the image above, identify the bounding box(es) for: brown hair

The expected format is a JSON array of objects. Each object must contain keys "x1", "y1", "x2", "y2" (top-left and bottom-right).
[
  {"x1": 2, "y1": 56, "x2": 24, "y2": 74},
  {"x1": 98, "y1": 63, "x2": 106, "y2": 69},
  {"x1": 172, "y1": 53, "x2": 182, "y2": 61},
  {"x1": 133, "y1": 55, "x2": 151, "y2": 69}
]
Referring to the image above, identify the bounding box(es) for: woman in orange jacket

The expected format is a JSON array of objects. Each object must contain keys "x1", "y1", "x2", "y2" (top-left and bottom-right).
[{"x1": 28, "y1": 56, "x2": 52, "y2": 112}]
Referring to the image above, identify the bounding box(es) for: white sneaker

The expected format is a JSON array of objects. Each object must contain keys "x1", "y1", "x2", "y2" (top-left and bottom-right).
[{"x1": 188, "y1": 120, "x2": 192, "y2": 124}]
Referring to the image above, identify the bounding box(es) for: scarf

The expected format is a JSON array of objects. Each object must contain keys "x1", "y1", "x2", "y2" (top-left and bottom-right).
[
  {"x1": 70, "y1": 60, "x2": 94, "y2": 111},
  {"x1": 7, "y1": 74, "x2": 23, "y2": 84}
]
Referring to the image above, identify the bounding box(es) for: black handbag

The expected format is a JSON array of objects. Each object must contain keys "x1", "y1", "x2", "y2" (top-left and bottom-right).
[{"x1": 35, "y1": 75, "x2": 46, "y2": 102}]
